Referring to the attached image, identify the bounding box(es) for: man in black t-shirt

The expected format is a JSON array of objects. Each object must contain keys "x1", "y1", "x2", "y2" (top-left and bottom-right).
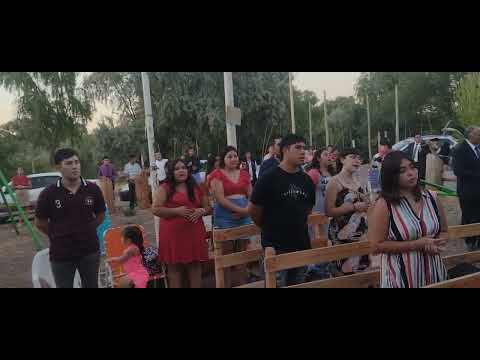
[{"x1": 249, "y1": 134, "x2": 315, "y2": 287}]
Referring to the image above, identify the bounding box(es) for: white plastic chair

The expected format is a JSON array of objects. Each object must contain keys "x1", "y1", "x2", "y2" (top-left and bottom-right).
[{"x1": 32, "y1": 248, "x2": 82, "y2": 288}]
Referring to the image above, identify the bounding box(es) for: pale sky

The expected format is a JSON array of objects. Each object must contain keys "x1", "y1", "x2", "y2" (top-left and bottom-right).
[
  {"x1": 0, "y1": 72, "x2": 361, "y2": 128},
  {"x1": 295, "y1": 72, "x2": 361, "y2": 101}
]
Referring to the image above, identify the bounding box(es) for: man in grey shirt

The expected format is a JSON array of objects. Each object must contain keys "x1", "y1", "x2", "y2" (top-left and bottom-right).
[{"x1": 124, "y1": 154, "x2": 142, "y2": 209}]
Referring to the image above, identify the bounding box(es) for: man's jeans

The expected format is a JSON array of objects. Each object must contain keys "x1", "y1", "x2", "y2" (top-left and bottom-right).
[
  {"x1": 51, "y1": 253, "x2": 100, "y2": 288},
  {"x1": 274, "y1": 250, "x2": 307, "y2": 288},
  {"x1": 128, "y1": 182, "x2": 136, "y2": 209},
  {"x1": 467, "y1": 238, "x2": 480, "y2": 252}
]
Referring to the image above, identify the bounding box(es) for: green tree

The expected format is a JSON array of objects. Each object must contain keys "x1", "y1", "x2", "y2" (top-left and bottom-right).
[
  {"x1": 92, "y1": 116, "x2": 147, "y2": 170},
  {"x1": 0, "y1": 125, "x2": 18, "y2": 175},
  {"x1": 355, "y1": 72, "x2": 465, "y2": 141},
  {"x1": 85, "y1": 72, "x2": 292, "y2": 161},
  {"x1": 0, "y1": 72, "x2": 93, "y2": 164},
  {"x1": 454, "y1": 72, "x2": 480, "y2": 128},
  {"x1": 291, "y1": 89, "x2": 321, "y2": 146}
]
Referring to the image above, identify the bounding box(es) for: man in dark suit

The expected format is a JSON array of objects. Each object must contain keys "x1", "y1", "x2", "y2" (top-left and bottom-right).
[
  {"x1": 259, "y1": 137, "x2": 282, "y2": 179},
  {"x1": 244, "y1": 151, "x2": 258, "y2": 186},
  {"x1": 453, "y1": 126, "x2": 480, "y2": 251},
  {"x1": 405, "y1": 135, "x2": 429, "y2": 180},
  {"x1": 405, "y1": 135, "x2": 424, "y2": 163}
]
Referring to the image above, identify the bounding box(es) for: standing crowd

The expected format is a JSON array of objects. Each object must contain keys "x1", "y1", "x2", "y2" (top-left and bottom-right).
[{"x1": 5, "y1": 125, "x2": 477, "y2": 288}]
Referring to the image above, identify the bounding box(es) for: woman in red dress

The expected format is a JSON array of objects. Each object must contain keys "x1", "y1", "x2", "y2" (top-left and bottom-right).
[{"x1": 153, "y1": 159, "x2": 211, "y2": 288}]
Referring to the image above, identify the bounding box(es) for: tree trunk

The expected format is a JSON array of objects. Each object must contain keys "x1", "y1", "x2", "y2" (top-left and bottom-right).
[{"x1": 49, "y1": 143, "x2": 60, "y2": 168}]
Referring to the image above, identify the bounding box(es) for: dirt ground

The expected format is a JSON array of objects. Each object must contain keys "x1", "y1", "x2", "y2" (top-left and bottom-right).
[
  {"x1": 0, "y1": 185, "x2": 466, "y2": 288},
  {"x1": 0, "y1": 197, "x2": 219, "y2": 288}
]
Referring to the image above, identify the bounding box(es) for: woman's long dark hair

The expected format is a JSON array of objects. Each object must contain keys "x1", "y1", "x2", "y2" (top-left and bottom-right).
[
  {"x1": 122, "y1": 226, "x2": 145, "y2": 260},
  {"x1": 206, "y1": 154, "x2": 218, "y2": 176},
  {"x1": 166, "y1": 159, "x2": 196, "y2": 202},
  {"x1": 311, "y1": 148, "x2": 336, "y2": 176},
  {"x1": 336, "y1": 148, "x2": 361, "y2": 173},
  {"x1": 219, "y1": 146, "x2": 239, "y2": 169},
  {"x1": 380, "y1": 151, "x2": 422, "y2": 205}
]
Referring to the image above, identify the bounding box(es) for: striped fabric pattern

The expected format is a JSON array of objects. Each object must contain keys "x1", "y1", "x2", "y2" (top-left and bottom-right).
[{"x1": 381, "y1": 190, "x2": 448, "y2": 288}]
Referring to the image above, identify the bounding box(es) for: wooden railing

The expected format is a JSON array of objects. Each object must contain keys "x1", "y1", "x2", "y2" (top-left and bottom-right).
[
  {"x1": 213, "y1": 213, "x2": 329, "y2": 288},
  {"x1": 263, "y1": 223, "x2": 480, "y2": 288}
]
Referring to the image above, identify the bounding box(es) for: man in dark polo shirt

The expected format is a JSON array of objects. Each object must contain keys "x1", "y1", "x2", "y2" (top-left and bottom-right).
[{"x1": 35, "y1": 148, "x2": 106, "y2": 288}]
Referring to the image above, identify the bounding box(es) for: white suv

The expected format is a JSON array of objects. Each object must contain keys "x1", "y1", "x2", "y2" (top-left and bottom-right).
[{"x1": 0, "y1": 172, "x2": 61, "y2": 213}]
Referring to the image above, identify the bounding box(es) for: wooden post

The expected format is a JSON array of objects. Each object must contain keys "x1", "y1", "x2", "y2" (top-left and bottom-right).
[
  {"x1": 425, "y1": 148, "x2": 444, "y2": 188},
  {"x1": 135, "y1": 170, "x2": 151, "y2": 209},
  {"x1": 264, "y1": 247, "x2": 277, "y2": 288},
  {"x1": 213, "y1": 233, "x2": 226, "y2": 288},
  {"x1": 99, "y1": 177, "x2": 115, "y2": 213}
]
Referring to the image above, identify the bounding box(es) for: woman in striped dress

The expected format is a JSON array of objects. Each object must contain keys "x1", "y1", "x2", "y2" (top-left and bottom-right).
[{"x1": 368, "y1": 151, "x2": 449, "y2": 288}]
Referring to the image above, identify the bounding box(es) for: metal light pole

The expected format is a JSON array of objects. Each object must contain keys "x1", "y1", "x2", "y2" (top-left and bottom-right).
[
  {"x1": 323, "y1": 90, "x2": 329, "y2": 147},
  {"x1": 308, "y1": 102, "x2": 313, "y2": 147},
  {"x1": 289, "y1": 72, "x2": 296, "y2": 134},
  {"x1": 366, "y1": 94, "x2": 372, "y2": 160},
  {"x1": 224, "y1": 72, "x2": 237, "y2": 148},
  {"x1": 395, "y1": 83, "x2": 400, "y2": 143}
]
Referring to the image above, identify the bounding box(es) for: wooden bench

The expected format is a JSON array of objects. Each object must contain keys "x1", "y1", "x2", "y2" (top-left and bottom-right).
[
  {"x1": 424, "y1": 272, "x2": 480, "y2": 288},
  {"x1": 213, "y1": 213, "x2": 330, "y2": 288},
  {"x1": 263, "y1": 223, "x2": 480, "y2": 288}
]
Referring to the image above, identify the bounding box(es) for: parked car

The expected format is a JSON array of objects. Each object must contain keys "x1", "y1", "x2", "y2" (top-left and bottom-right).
[
  {"x1": 0, "y1": 173, "x2": 101, "y2": 222},
  {"x1": 373, "y1": 134, "x2": 460, "y2": 162},
  {"x1": 1, "y1": 172, "x2": 61, "y2": 209},
  {"x1": 0, "y1": 172, "x2": 60, "y2": 223}
]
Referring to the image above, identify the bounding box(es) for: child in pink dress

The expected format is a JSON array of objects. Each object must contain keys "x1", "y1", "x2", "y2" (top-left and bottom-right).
[{"x1": 106, "y1": 226, "x2": 149, "y2": 288}]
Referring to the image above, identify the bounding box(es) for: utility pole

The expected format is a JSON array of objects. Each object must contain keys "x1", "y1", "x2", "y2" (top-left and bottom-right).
[
  {"x1": 224, "y1": 72, "x2": 237, "y2": 148},
  {"x1": 323, "y1": 90, "x2": 329, "y2": 147},
  {"x1": 308, "y1": 102, "x2": 313, "y2": 147},
  {"x1": 366, "y1": 94, "x2": 372, "y2": 160},
  {"x1": 141, "y1": 72, "x2": 160, "y2": 249},
  {"x1": 140, "y1": 72, "x2": 158, "y2": 193},
  {"x1": 395, "y1": 83, "x2": 400, "y2": 143},
  {"x1": 289, "y1": 72, "x2": 296, "y2": 134}
]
